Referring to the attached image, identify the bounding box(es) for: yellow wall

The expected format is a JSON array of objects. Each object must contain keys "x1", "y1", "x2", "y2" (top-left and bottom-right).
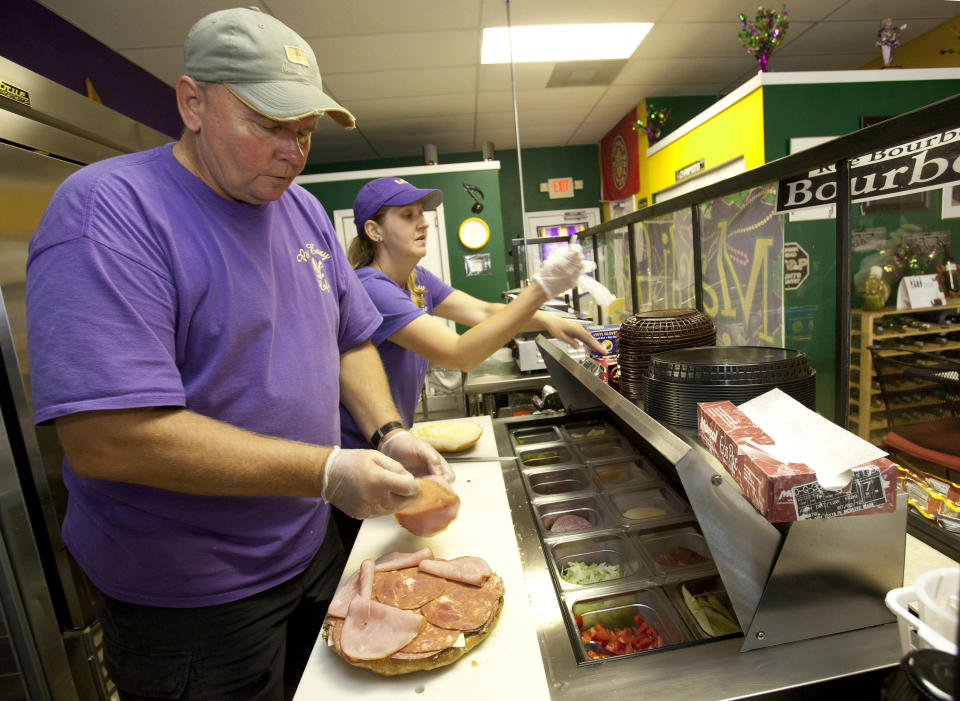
[
  {"x1": 861, "y1": 15, "x2": 960, "y2": 69},
  {"x1": 637, "y1": 88, "x2": 766, "y2": 205}
]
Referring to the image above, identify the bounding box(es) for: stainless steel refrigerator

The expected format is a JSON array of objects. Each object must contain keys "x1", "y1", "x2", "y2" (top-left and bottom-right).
[{"x1": 0, "y1": 57, "x2": 168, "y2": 700}]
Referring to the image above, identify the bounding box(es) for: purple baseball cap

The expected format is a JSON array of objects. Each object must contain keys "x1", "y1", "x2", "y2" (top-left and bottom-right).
[{"x1": 353, "y1": 177, "x2": 443, "y2": 238}]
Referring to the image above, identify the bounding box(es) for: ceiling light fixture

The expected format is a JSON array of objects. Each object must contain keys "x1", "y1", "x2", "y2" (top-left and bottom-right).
[{"x1": 481, "y1": 23, "x2": 653, "y2": 64}]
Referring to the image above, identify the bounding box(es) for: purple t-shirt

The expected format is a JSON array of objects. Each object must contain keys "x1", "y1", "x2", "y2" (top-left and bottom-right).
[
  {"x1": 340, "y1": 266, "x2": 454, "y2": 448},
  {"x1": 25, "y1": 144, "x2": 381, "y2": 607}
]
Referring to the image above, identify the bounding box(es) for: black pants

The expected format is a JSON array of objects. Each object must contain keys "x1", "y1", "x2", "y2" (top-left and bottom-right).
[{"x1": 86, "y1": 526, "x2": 345, "y2": 701}]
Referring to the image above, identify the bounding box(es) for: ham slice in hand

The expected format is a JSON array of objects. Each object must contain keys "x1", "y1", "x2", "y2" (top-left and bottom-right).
[
  {"x1": 394, "y1": 477, "x2": 460, "y2": 537},
  {"x1": 374, "y1": 547, "x2": 434, "y2": 572},
  {"x1": 340, "y1": 597, "x2": 424, "y2": 661},
  {"x1": 419, "y1": 556, "x2": 492, "y2": 587}
]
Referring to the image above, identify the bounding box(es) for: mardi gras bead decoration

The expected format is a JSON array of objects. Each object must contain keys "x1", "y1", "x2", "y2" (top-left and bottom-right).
[
  {"x1": 633, "y1": 104, "x2": 672, "y2": 145},
  {"x1": 738, "y1": 6, "x2": 790, "y2": 72}
]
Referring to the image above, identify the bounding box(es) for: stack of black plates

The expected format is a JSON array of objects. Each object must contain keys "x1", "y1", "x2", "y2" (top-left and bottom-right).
[
  {"x1": 617, "y1": 309, "x2": 716, "y2": 400},
  {"x1": 642, "y1": 346, "x2": 817, "y2": 428}
]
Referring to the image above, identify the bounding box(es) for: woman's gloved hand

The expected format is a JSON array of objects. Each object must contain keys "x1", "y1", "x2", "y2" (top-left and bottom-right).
[
  {"x1": 532, "y1": 235, "x2": 596, "y2": 298},
  {"x1": 320, "y1": 447, "x2": 420, "y2": 519},
  {"x1": 380, "y1": 430, "x2": 455, "y2": 484}
]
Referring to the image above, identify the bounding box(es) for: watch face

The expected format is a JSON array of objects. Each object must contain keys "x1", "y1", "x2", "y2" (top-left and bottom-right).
[{"x1": 459, "y1": 217, "x2": 490, "y2": 249}]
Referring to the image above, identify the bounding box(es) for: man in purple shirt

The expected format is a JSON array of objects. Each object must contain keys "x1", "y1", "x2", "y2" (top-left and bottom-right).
[{"x1": 25, "y1": 8, "x2": 448, "y2": 699}]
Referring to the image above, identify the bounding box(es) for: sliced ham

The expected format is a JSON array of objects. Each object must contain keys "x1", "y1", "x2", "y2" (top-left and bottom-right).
[
  {"x1": 327, "y1": 558, "x2": 376, "y2": 619},
  {"x1": 421, "y1": 581, "x2": 497, "y2": 631},
  {"x1": 394, "y1": 477, "x2": 460, "y2": 537},
  {"x1": 419, "y1": 556, "x2": 491, "y2": 586},
  {"x1": 340, "y1": 597, "x2": 424, "y2": 661},
  {"x1": 327, "y1": 569, "x2": 361, "y2": 619},
  {"x1": 358, "y1": 558, "x2": 375, "y2": 600},
  {"x1": 374, "y1": 547, "x2": 435, "y2": 572},
  {"x1": 373, "y1": 567, "x2": 448, "y2": 610}
]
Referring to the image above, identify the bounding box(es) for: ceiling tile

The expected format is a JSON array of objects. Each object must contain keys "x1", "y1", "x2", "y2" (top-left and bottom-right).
[
  {"x1": 347, "y1": 93, "x2": 476, "y2": 122},
  {"x1": 311, "y1": 30, "x2": 479, "y2": 74},
  {"x1": 617, "y1": 56, "x2": 758, "y2": 84},
  {"x1": 779, "y1": 18, "x2": 948, "y2": 55},
  {"x1": 271, "y1": 0, "x2": 483, "y2": 37},
  {"x1": 358, "y1": 114, "x2": 476, "y2": 139},
  {"x1": 660, "y1": 0, "x2": 847, "y2": 23},
  {"x1": 480, "y1": 0, "x2": 673, "y2": 25},
  {"x1": 827, "y1": 0, "x2": 959, "y2": 20},
  {"x1": 324, "y1": 67, "x2": 477, "y2": 102}
]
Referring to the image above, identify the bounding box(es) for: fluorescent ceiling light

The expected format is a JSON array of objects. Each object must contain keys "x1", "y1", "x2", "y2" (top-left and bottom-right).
[{"x1": 481, "y1": 23, "x2": 653, "y2": 64}]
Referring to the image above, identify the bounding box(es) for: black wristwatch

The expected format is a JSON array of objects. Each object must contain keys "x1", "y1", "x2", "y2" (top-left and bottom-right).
[{"x1": 369, "y1": 421, "x2": 404, "y2": 449}]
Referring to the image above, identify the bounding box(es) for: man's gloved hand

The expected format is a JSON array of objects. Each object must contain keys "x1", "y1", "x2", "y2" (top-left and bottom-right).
[
  {"x1": 380, "y1": 430, "x2": 455, "y2": 484},
  {"x1": 532, "y1": 235, "x2": 596, "y2": 298},
  {"x1": 321, "y1": 447, "x2": 420, "y2": 519}
]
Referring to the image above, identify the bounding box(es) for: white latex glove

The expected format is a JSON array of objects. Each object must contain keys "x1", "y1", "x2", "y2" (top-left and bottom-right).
[
  {"x1": 380, "y1": 430, "x2": 455, "y2": 484},
  {"x1": 532, "y1": 235, "x2": 596, "y2": 298},
  {"x1": 321, "y1": 447, "x2": 420, "y2": 519}
]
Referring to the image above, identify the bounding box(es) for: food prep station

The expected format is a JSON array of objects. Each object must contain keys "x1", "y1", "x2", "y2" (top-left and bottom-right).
[
  {"x1": 489, "y1": 336, "x2": 907, "y2": 698},
  {"x1": 297, "y1": 336, "x2": 909, "y2": 700}
]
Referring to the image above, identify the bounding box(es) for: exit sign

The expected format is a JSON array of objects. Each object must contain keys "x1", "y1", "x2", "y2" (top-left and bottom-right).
[{"x1": 547, "y1": 176, "x2": 574, "y2": 199}]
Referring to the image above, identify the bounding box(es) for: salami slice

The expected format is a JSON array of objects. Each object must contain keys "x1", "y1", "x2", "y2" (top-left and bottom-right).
[
  {"x1": 395, "y1": 621, "x2": 461, "y2": 654},
  {"x1": 390, "y1": 649, "x2": 444, "y2": 660},
  {"x1": 373, "y1": 567, "x2": 448, "y2": 610},
  {"x1": 479, "y1": 573, "x2": 505, "y2": 601},
  {"x1": 421, "y1": 581, "x2": 496, "y2": 631}
]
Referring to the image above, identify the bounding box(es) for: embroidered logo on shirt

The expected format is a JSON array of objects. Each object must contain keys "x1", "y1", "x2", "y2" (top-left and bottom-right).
[{"x1": 296, "y1": 244, "x2": 331, "y2": 291}]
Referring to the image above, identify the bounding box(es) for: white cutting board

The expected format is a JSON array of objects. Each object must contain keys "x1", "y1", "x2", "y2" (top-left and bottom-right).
[{"x1": 294, "y1": 416, "x2": 551, "y2": 700}]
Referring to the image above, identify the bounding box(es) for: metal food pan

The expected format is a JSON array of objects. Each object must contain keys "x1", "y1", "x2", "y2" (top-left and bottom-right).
[
  {"x1": 509, "y1": 424, "x2": 563, "y2": 449},
  {"x1": 547, "y1": 531, "x2": 655, "y2": 591},
  {"x1": 567, "y1": 585, "x2": 691, "y2": 663},
  {"x1": 534, "y1": 494, "x2": 614, "y2": 537},
  {"x1": 561, "y1": 419, "x2": 620, "y2": 442},
  {"x1": 606, "y1": 485, "x2": 690, "y2": 529},
  {"x1": 573, "y1": 435, "x2": 637, "y2": 463},
  {"x1": 517, "y1": 443, "x2": 579, "y2": 470},
  {"x1": 586, "y1": 457, "x2": 660, "y2": 490},
  {"x1": 664, "y1": 574, "x2": 742, "y2": 641},
  {"x1": 522, "y1": 465, "x2": 598, "y2": 500},
  {"x1": 635, "y1": 528, "x2": 716, "y2": 581}
]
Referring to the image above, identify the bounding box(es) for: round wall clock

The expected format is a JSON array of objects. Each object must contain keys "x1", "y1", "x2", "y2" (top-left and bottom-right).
[{"x1": 458, "y1": 217, "x2": 490, "y2": 249}]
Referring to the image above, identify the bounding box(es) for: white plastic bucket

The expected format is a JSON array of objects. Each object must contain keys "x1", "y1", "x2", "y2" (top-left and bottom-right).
[{"x1": 885, "y1": 567, "x2": 959, "y2": 656}]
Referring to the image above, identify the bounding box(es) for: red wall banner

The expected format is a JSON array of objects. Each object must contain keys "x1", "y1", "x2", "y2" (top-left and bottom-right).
[{"x1": 600, "y1": 107, "x2": 639, "y2": 201}]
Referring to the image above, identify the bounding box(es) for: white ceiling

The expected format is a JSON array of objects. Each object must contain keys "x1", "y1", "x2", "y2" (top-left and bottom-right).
[{"x1": 36, "y1": 0, "x2": 960, "y2": 165}]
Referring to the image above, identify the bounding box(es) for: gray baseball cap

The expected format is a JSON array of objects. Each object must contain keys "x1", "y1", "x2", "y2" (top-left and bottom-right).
[{"x1": 184, "y1": 7, "x2": 355, "y2": 128}]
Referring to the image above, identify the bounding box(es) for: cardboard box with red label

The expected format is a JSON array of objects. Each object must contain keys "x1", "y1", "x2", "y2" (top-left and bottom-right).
[{"x1": 697, "y1": 399, "x2": 898, "y2": 522}]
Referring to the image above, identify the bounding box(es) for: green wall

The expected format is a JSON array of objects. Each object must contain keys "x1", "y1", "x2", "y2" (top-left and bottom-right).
[
  {"x1": 300, "y1": 167, "x2": 506, "y2": 304},
  {"x1": 768, "y1": 81, "x2": 960, "y2": 419}
]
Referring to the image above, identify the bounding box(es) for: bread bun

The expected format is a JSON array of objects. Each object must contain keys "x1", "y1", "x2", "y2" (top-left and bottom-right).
[{"x1": 411, "y1": 421, "x2": 483, "y2": 452}]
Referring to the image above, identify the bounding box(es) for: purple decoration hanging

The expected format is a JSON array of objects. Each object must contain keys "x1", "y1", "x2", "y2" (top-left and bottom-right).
[{"x1": 738, "y1": 6, "x2": 790, "y2": 72}]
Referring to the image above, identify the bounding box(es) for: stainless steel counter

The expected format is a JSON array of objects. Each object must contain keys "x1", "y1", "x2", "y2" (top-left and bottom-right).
[
  {"x1": 495, "y1": 413, "x2": 905, "y2": 700},
  {"x1": 463, "y1": 357, "x2": 551, "y2": 414}
]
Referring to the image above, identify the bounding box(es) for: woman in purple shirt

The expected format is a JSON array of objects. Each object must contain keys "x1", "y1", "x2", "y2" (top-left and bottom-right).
[{"x1": 337, "y1": 176, "x2": 603, "y2": 546}]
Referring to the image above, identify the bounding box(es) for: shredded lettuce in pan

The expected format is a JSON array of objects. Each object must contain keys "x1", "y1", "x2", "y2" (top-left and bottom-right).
[{"x1": 560, "y1": 560, "x2": 623, "y2": 585}]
